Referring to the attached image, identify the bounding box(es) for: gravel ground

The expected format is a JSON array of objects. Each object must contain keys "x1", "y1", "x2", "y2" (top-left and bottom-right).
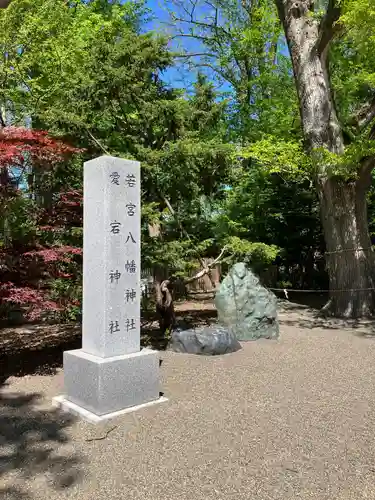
[{"x1": 2, "y1": 307, "x2": 375, "y2": 500}]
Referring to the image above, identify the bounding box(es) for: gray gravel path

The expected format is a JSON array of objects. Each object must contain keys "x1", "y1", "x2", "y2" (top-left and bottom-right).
[{"x1": 2, "y1": 313, "x2": 375, "y2": 500}]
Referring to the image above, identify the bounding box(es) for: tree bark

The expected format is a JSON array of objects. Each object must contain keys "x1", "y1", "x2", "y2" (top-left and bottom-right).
[
  {"x1": 275, "y1": 0, "x2": 375, "y2": 317},
  {"x1": 318, "y1": 176, "x2": 375, "y2": 317},
  {"x1": 154, "y1": 275, "x2": 175, "y2": 335}
]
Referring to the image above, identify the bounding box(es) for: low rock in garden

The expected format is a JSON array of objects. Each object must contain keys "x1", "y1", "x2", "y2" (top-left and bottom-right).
[
  {"x1": 215, "y1": 262, "x2": 279, "y2": 341},
  {"x1": 168, "y1": 325, "x2": 242, "y2": 355}
]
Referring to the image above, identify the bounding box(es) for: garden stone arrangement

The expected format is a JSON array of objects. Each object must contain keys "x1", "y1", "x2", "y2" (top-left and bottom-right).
[{"x1": 168, "y1": 262, "x2": 279, "y2": 355}]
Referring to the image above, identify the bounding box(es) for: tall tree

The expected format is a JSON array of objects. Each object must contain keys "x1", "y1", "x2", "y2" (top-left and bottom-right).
[
  {"x1": 168, "y1": 0, "x2": 298, "y2": 141},
  {"x1": 0, "y1": 0, "x2": 239, "y2": 324},
  {"x1": 273, "y1": 0, "x2": 375, "y2": 317}
]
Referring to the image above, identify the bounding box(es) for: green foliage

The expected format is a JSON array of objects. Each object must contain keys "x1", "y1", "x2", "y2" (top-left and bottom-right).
[
  {"x1": 168, "y1": 0, "x2": 299, "y2": 141},
  {"x1": 0, "y1": 0, "x2": 147, "y2": 124},
  {"x1": 223, "y1": 236, "x2": 279, "y2": 271},
  {"x1": 330, "y1": 1, "x2": 375, "y2": 129},
  {"x1": 2, "y1": 196, "x2": 39, "y2": 245},
  {"x1": 240, "y1": 137, "x2": 311, "y2": 177},
  {"x1": 8, "y1": 0, "x2": 375, "y2": 323}
]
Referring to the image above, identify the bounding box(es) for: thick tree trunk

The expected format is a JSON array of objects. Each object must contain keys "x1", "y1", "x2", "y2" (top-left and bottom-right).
[
  {"x1": 275, "y1": 0, "x2": 375, "y2": 317},
  {"x1": 319, "y1": 177, "x2": 375, "y2": 317}
]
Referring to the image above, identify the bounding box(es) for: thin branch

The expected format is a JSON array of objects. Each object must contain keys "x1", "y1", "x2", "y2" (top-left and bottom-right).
[
  {"x1": 168, "y1": 33, "x2": 212, "y2": 43},
  {"x1": 355, "y1": 96, "x2": 375, "y2": 131},
  {"x1": 87, "y1": 130, "x2": 110, "y2": 155},
  {"x1": 316, "y1": 0, "x2": 342, "y2": 56},
  {"x1": 211, "y1": 245, "x2": 227, "y2": 266},
  {"x1": 190, "y1": 62, "x2": 238, "y2": 87},
  {"x1": 183, "y1": 246, "x2": 228, "y2": 285},
  {"x1": 171, "y1": 15, "x2": 231, "y2": 38},
  {"x1": 173, "y1": 52, "x2": 217, "y2": 59}
]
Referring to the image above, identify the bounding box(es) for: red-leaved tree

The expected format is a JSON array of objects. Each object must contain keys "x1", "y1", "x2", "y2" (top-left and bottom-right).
[{"x1": 0, "y1": 127, "x2": 84, "y2": 323}]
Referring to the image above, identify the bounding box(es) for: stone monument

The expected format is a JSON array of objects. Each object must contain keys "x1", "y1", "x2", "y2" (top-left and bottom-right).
[{"x1": 53, "y1": 156, "x2": 166, "y2": 423}]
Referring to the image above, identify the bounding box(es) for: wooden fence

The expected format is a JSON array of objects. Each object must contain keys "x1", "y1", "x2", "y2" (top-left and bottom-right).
[{"x1": 141, "y1": 260, "x2": 221, "y2": 300}]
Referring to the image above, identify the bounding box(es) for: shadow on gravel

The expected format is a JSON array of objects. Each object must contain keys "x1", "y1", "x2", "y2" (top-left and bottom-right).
[
  {"x1": 274, "y1": 292, "x2": 328, "y2": 311},
  {"x1": 141, "y1": 308, "x2": 218, "y2": 351},
  {"x1": 1, "y1": 307, "x2": 218, "y2": 378},
  {"x1": 277, "y1": 294, "x2": 375, "y2": 335},
  {"x1": 0, "y1": 337, "x2": 82, "y2": 382},
  {"x1": 278, "y1": 300, "x2": 375, "y2": 335},
  {"x1": 0, "y1": 381, "x2": 83, "y2": 499},
  {"x1": 279, "y1": 316, "x2": 375, "y2": 333}
]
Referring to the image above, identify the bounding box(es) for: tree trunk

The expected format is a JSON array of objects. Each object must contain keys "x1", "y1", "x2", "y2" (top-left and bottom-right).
[
  {"x1": 318, "y1": 177, "x2": 375, "y2": 317},
  {"x1": 154, "y1": 276, "x2": 175, "y2": 335},
  {"x1": 275, "y1": 0, "x2": 375, "y2": 317}
]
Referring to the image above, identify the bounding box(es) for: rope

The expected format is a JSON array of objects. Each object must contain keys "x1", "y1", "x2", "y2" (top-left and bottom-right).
[
  {"x1": 270, "y1": 287, "x2": 375, "y2": 293},
  {"x1": 269, "y1": 286, "x2": 375, "y2": 299},
  {"x1": 325, "y1": 247, "x2": 373, "y2": 255}
]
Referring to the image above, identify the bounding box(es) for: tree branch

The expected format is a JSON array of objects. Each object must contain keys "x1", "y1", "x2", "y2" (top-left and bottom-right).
[
  {"x1": 355, "y1": 96, "x2": 375, "y2": 131},
  {"x1": 170, "y1": 12, "x2": 231, "y2": 38},
  {"x1": 87, "y1": 130, "x2": 110, "y2": 155},
  {"x1": 358, "y1": 156, "x2": 375, "y2": 188},
  {"x1": 183, "y1": 246, "x2": 228, "y2": 285},
  {"x1": 189, "y1": 62, "x2": 238, "y2": 87},
  {"x1": 173, "y1": 52, "x2": 217, "y2": 59},
  {"x1": 316, "y1": 0, "x2": 342, "y2": 56},
  {"x1": 168, "y1": 33, "x2": 212, "y2": 43}
]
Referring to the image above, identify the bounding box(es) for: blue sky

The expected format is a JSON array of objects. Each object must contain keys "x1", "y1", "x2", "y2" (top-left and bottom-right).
[
  {"x1": 144, "y1": 0, "x2": 289, "y2": 95},
  {"x1": 144, "y1": 0, "x2": 227, "y2": 92}
]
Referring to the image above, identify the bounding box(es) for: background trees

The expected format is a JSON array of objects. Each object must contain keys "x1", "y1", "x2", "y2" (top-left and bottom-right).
[{"x1": 1, "y1": 0, "x2": 375, "y2": 322}]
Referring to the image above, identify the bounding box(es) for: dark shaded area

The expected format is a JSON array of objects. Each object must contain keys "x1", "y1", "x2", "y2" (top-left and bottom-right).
[
  {"x1": 279, "y1": 314, "x2": 375, "y2": 333},
  {"x1": 142, "y1": 306, "x2": 217, "y2": 350},
  {"x1": 0, "y1": 337, "x2": 81, "y2": 383},
  {"x1": 278, "y1": 299, "x2": 375, "y2": 334},
  {"x1": 0, "y1": 382, "x2": 83, "y2": 499},
  {"x1": 0, "y1": 304, "x2": 217, "y2": 379},
  {"x1": 274, "y1": 291, "x2": 328, "y2": 311},
  {"x1": 175, "y1": 307, "x2": 217, "y2": 326}
]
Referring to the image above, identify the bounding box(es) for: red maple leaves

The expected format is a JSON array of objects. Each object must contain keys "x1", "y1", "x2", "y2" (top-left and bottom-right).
[
  {"x1": 0, "y1": 127, "x2": 84, "y2": 322},
  {"x1": 0, "y1": 127, "x2": 82, "y2": 169}
]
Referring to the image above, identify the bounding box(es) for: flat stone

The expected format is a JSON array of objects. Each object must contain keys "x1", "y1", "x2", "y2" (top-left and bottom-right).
[
  {"x1": 215, "y1": 262, "x2": 279, "y2": 341},
  {"x1": 168, "y1": 325, "x2": 242, "y2": 355}
]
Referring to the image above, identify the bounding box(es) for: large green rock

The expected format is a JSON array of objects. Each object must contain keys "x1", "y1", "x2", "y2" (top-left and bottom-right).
[{"x1": 215, "y1": 262, "x2": 279, "y2": 341}]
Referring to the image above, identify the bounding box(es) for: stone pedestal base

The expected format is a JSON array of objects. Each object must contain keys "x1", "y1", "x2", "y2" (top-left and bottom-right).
[{"x1": 53, "y1": 348, "x2": 165, "y2": 423}]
